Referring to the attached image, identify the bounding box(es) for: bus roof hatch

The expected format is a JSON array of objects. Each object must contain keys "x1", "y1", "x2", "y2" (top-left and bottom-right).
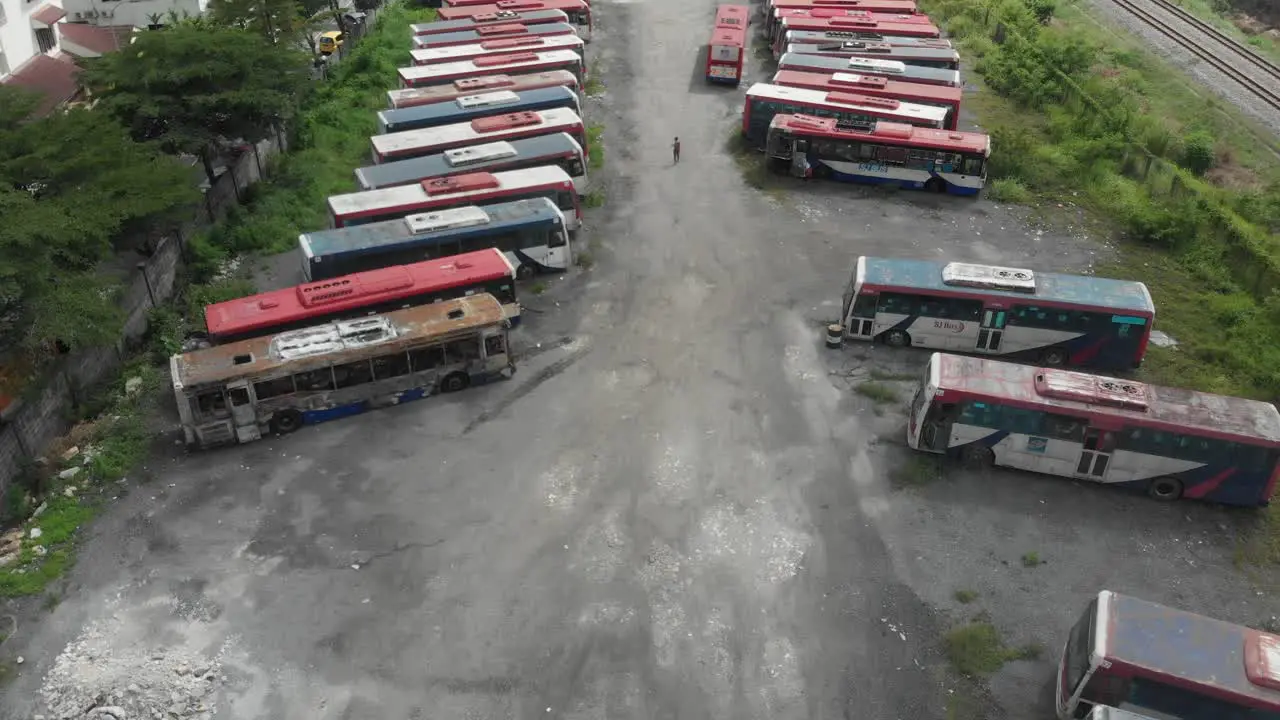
[
  {"x1": 404, "y1": 205, "x2": 493, "y2": 231},
  {"x1": 941, "y1": 262, "x2": 1036, "y2": 293},
  {"x1": 481, "y1": 36, "x2": 545, "y2": 49},
  {"x1": 831, "y1": 73, "x2": 887, "y2": 89},
  {"x1": 473, "y1": 111, "x2": 542, "y2": 132},
  {"x1": 445, "y1": 141, "x2": 520, "y2": 166},
  {"x1": 1245, "y1": 632, "x2": 1280, "y2": 692},
  {"x1": 455, "y1": 74, "x2": 516, "y2": 90},
  {"x1": 1034, "y1": 371, "x2": 1150, "y2": 412},
  {"x1": 474, "y1": 52, "x2": 539, "y2": 67},
  {"x1": 476, "y1": 22, "x2": 528, "y2": 35},
  {"x1": 457, "y1": 90, "x2": 521, "y2": 108}
]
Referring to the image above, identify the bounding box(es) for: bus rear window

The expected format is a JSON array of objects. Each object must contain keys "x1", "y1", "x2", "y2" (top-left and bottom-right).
[{"x1": 1064, "y1": 599, "x2": 1095, "y2": 699}]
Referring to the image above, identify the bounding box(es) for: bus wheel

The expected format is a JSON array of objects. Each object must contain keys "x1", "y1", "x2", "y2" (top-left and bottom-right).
[
  {"x1": 272, "y1": 409, "x2": 303, "y2": 435},
  {"x1": 961, "y1": 445, "x2": 995, "y2": 468},
  {"x1": 1041, "y1": 347, "x2": 1069, "y2": 367},
  {"x1": 440, "y1": 372, "x2": 470, "y2": 393},
  {"x1": 924, "y1": 178, "x2": 946, "y2": 194},
  {"x1": 884, "y1": 329, "x2": 911, "y2": 348},
  {"x1": 1147, "y1": 477, "x2": 1183, "y2": 502},
  {"x1": 516, "y1": 263, "x2": 536, "y2": 281}
]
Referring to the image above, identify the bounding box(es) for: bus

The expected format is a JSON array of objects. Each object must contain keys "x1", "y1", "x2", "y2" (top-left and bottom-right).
[
  {"x1": 304, "y1": 198, "x2": 570, "y2": 281},
  {"x1": 772, "y1": 70, "x2": 961, "y2": 129},
  {"x1": 766, "y1": 115, "x2": 987, "y2": 194},
  {"x1": 205, "y1": 249, "x2": 519, "y2": 344},
  {"x1": 706, "y1": 4, "x2": 750, "y2": 85},
  {"x1": 783, "y1": 29, "x2": 952, "y2": 48},
  {"x1": 840, "y1": 256, "x2": 1154, "y2": 368},
  {"x1": 410, "y1": 34, "x2": 586, "y2": 66},
  {"x1": 398, "y1": 49, "x2": 586, "y2": 88},
  {"x1": 370, "y1": 107, "x2": 587, "y2": 164},
  {"x1": 741, "y1": 82, "x2": 946, "y2": 147},
  {"x1": 909, "y1": 354, "x2": 1280, "y2": 505},
  {"x1": 766, "y1": 0, "x2": 917, "y2": 14},
  {"x1": 327, "y1": 166, "x2": 581, "y2": 231},
  {"x1": 438, "y1": 1, "x2": 592, "y2": 41},
  {"x1": 376, "y1": 86, "x2": 580, "y2": 135},
  {"x1": 171, "y1": 295, "x2": 514, "y2": 448},
  {"x1": 412, "y1": 21, "x2": 577, "y2": 49},
  {"x1": 785, "y1": 41, "x2": 960, "y2": 69},
  {"x1": 772, "y1": 16, "x2": 940, "y2": 54},
  {"x1": 779, "y1": 52, "x2": 960, "y2": 87},
  {"x1": 410, "y1": 8, "x2": 569, "y2": 36},
  {"x1": 1059, "y1": 592, "x2": 1280, "y2": 719},
  {"x1": 387, "y1": 70, "x2": 580, "y2": 110},
  {"x1": 355, "y1": 133, "x2": 586, "y2": 193}
]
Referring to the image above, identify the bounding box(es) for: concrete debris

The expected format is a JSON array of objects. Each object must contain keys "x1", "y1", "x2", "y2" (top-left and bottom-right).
[
  {"x1": 29, "y1": 527, "x2": 43, "y2": 540},
  {"x1": 124, "y1": 377, "x2": 143, "y2": 397},
  {"x1": 63, "y1": 486, "x2": 78, "y2": 498},
  {"x1": 33, "y1": 545, "x2": 47, "y2": 557},
  {"x1": 33, "y1": 501, "x2": 49, "y2": 518},
  {"x1": 58, "y1": 467, "x2": 82, "y2": 481},
  {"x1": 61, "y1": 447, "x2": 80, "y2": 462}
]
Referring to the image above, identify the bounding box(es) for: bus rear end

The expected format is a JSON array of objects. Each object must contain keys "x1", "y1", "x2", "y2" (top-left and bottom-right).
[{"x1": 707, "y1": 5, "x2": 749, "y2": 84}]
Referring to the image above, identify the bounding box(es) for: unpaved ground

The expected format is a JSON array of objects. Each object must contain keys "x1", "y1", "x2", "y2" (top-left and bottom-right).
[{"x1": 4, "y1": 1, "x2": 1280, "y2": 719}]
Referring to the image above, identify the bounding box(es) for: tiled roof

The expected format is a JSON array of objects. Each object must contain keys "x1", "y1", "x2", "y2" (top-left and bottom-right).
[
  {"x1": 30, "y1": 3, "x2": 67, "y2": 25},
  {"x1": 57, "y1": 23, "x2": 134, "y2": 56},
  {"x1": 0, "y1": 53, "x2": 81, "y2": 117}
]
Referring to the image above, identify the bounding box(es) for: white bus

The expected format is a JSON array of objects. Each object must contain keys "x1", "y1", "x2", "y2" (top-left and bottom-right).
[
  {"x1": 171, "y1": 295, "x2": 514, "y2": 449},
  {"x1": 410, "y1": 34, "x2": 585, "y2": 66},
  {"x1": 397, "y1": 49, "x2": 586, "y2": 88},
  {"x1": 370, "y1": 106, "x2": 587, "y2": 165}
]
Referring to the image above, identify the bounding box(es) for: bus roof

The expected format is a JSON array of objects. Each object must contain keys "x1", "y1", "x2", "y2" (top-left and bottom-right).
[
  {"x1": 716, "y1": 4, "x2": 750, "y2": 27},
  {"x1": 377, "y1": 85, "x2": 578, "y2": 133},
  {"x1": 772, "y1": 70, "x2": 962, "y2": 103},
  {"x1": 438, "y1": 0, "x2": 590, "y2": 21},
  {"x1": 387, "y1": 70, "x2": 579, "y2": 109},
  {"x1": 779, "y1": 52, "x2": 959, "y2": 85},
  {"x1": 328, "y1": 166, "x2": 573, "y2": 223},
  {"x1": 1099, "y1": 590, "x2": 1280, "y2": 709},
  {"x1": 176, "y1": 295, "x2": 506, "y2": 388},
  {"x1": 398, "y1": 49, "x2": 583, "y2": 86},
  {"x1": 410, "y1": 8, "x2": 568, "y2": 35},
  {"x1": 710, "y1": 26, "x2": 747, "y2": 47},
  {"x1": 771, "y1": 114, "x2": 987, "y2": 154},
  {"x1": 412, "y1": 21, "x2": 577, "y2": 48},
  {"x1": 445, "y1": 0, "x2": 589, "y2": 6},
  {"x1": 205, "y1": 248, "x2": 513, "y2": 340},
  {"x1": 786, "y1": 42, "x2": 960, "y2": 63},
  {"x1": 768, "y1": 0, "x2": 918, "y2": 12},
  {"x1": 747, "y1": 83, "x2": 949, "y2": 125},
  {"x1": 779, "y1": 16, "x2": 941, "y2": 37},
  {"x1": 930, "y1": 354, "x2": 1280, "y2": 444},
  {"x1": 371, "y1": 106, "x2": 583, "y2": 161},
  {"x1": 784, "y1": 29, "x2": 952, "y2": 47},
  {"x1": 410, "y1": 34, "x2": 584, "y2": 65},
  {"x1": 355, "y1": 133, "x2": 583, "y2": 190},
  {"x1": 774, "y1": 7, "x2": 932, "y2": 23}
]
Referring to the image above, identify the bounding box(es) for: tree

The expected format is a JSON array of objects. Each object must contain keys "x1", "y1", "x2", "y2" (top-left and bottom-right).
[
  {"x1": 78, "y1": 24, "x2": 310, "y2": 186},
  {"x1": 208, "y1": 0, "x2": 310, "y2": 45},
  {"x1": 0, "y1": 86, "x2": 198, "y2": 357}
]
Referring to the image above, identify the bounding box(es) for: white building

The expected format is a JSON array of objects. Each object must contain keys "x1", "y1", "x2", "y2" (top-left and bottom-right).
[{"x1": 60, "y1": 0, "x2": 209, "y2": 31}]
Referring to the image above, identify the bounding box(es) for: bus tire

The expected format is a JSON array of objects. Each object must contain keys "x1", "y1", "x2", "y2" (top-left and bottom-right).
[
  {"x1": 961, "y1": 444, "x2": 995, "y2": 469},
  {"x1": 271, "y1": 409, "x2": 303, "y2": 435},
  {"x1": 440, "y1": 372, "x2": 470, "y2": 393},
  {"x1": 925, "y1": 178, "x2": 946, "y2": 194},
  {"x1": 1147, "y1": 477, "x2": 1183, "y2": 502},
  {"x1": 516, "y1": 263, "x2": 536, "y2": 281},
  {"x1": 884, "y1": 329, "x2": 911, "y2": 348},
  {"x1": 1041, "y1": 347, "x2": 1070, "y2": 367}
]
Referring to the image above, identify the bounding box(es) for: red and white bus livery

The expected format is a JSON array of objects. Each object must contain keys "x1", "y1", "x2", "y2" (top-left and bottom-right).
[
  {"x1": 411, "y1": 21, "x2": 577, "y2": 49},
  {"x1": 397, "y1": 49, "x2": 585, "y2": 88},
  {"x1": 706, "y1": 4, "x2": 749, "y2": 84},
  {"x1": 370, "y1": 107, "x2": 587, "y2": 164},
  {"x1": 387, "y1": 70, "x2": 579, "y2": 110},
  {"x1": 741, "y1": 82, "x2": 946, "y2": 146},
  {"x1": 782, "y1": 28, "x2": 952, "y2": 48},
  {"x1": 785, "y1": 41, "x2": 960, "y2": 70},
  {"x1": 779, "y1": 52, "x2": 960, "y2": 87},
  {"x1": 411, "y1": 9, "x2": 569, "y2": 36},
  {"x1": 438, "y1": 0, "x2": 592, "y2": 41},
  {"x1": 772, "y1": 70, "x2": 962, "y2": 129},
  {"x1": 410, "y1": 34, "x2": 585, "y2": 66},
  {"x1": 772, "y1": 15, "x2": 940, "y2": 54}
]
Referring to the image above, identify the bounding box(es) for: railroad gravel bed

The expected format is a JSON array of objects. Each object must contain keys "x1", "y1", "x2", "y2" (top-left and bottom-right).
[{"x1": 1086, "y1": 0, "x2": 1280, "y2": 137}]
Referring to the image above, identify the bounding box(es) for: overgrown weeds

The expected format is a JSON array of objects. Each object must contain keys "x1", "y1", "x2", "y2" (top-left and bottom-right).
[
  {"x1": 855, "y1": 381, "x2": 898, "y2": 404},
  {"x1": 943, "y1": 621, "x2": 1042, "y2": 676},
  {"x1": 587, "y1": 124, "x2": 605, "y2": 171},
  {"x1": 890, "y1": 455, "x2": 944, "y2": 488}
]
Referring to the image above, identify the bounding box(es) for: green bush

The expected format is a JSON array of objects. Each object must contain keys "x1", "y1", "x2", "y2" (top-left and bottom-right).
[
  {"x1": 1181, "y1": 131, "x2": 1216, "y2": 175},
  {"x1": 987, "y1": 178, "x2": 1033, "y2": 203},
  {"x1": 1025, "y1": 0, "x2": 1055, "y2": 23}
]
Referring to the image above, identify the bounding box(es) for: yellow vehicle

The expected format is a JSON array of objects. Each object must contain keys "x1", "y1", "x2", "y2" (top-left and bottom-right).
[{"x1": 318, "y1": 30, "x2": 344, "y2": 55}]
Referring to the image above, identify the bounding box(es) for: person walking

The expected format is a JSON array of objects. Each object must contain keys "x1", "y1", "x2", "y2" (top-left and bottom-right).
[{"x1": 672, "y1": 137, "x2": 681, "y2": 164}]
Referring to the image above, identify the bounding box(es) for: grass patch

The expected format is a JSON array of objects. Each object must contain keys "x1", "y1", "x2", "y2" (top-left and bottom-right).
[
  {"x1": 943, "y1": 622, "x2": 1041, "y2": 677},
  {"x1": 531, "y1": 281, "x2": 547, "y2": 295},
  {"x1": 868, "y1": 368, "x2": 916, "y2": 382},
  {"x1": 584, "y1": 61, "x2": 604, "y2": 97},
  {"x1": 575, "y1": 251, "x2": 595, "y2": 270},
  {"x1": 1020, "y1": 551, "x2": 1043, "y2": 568},
  {"x1": 954, "y1": 589, "x2": 978, "y2": 604},
  {"x1": 587, "y1": 124, "x2": 605, "y2": 171},
  {"x1": 890, "y1": 455, "x2": 944, "y2": 487},
  {"x1": 582, "y1": 189, "x2": 606, "y2": 208},
  {"x1": 986, "y1": 177, "x2": 1033, "y2": 204},
  {"x1": 855, "y1": 381, "x2": 899, "y2": 404}
]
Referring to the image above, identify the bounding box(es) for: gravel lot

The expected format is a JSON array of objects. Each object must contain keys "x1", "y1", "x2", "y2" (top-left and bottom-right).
[{"x1": 3, "y1": 1, "x2": 1280, "y2": 719}]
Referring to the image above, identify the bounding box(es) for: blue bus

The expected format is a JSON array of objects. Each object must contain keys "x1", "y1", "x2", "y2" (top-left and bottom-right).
[
  {"x1": 354, "y1": 133, "x2": 586, "y2": 193},
  {"x1": 375, "y1": 85, "x2": 581, "y2": 135},
  {"x1": 300, "y1": 197, "x2": 571, "y2": 282}
]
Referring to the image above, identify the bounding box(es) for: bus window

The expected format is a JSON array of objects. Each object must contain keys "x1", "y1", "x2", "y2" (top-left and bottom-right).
[
  {"x1": 372, "y1": 352, "x2": 411, "y2": 379},
  {"x1": 410, "y1": 345, "x2": 444, "y2": 370},
  {"x1": 196, "y1": 390, "x2": 229, "y2": 418},
  {"x1": 878, "y1": 292, "x2": 918, "y2": 315},
  {"x1": 334, "y1": 360, "x2": 374, "y2": 389},
  {"x1": 254, "y1": 376, "x2": 296, "y2": 400},
  {"x1": 548, "y1": 227, "x2": 567, "y2": 247},
  {"x1": 485, "y1": 334, "x2": 506, "y2": 357},
  {"x1": 296, "y1": 368, "x2": 335, "y2": 392},
  {"x1": 445, "y1": 339, "x2": 481, "y2": 363}
]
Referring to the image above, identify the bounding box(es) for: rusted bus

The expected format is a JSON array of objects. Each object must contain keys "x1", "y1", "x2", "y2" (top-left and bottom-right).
[{"x1": 170, "y1": 295, "x2": 513, "y2": 449}]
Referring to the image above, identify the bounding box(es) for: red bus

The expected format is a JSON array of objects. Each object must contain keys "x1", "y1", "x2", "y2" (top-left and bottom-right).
[
  {"x1": 203, "y1": 249, "x2": 520, "y2": 343},
  {"x1": 411, "y1": 21, "x2": 577, "y2": 50},
  {"x1": 785, "y1": 40, "x2": 959, "y2": 69},
  {"x1": 772, "y1": 15, "x2": 940, "y2": 54},
  {"x1": 438, "y1": 0, "x2": 593, "y2": 41},
  {"x1": 411, "y1": 35, "x2": 585, "y2": 66},
  {"x1": 782, "y1": 28, "x2": 952, "y2": 47},
  {"x1": 387, "y1": 70, "x2": 580, "y2": 110},
  {"x1": 397, "y1": 50, "x2": 586, "y2": 88},
  {"x1": 706, "y1": 4, "x2": 749, "y2": 84},
  {"x1": 772, "y1": 70, "x2": 961, "y2": 129},
  {"x1": 410, "y1": 9, "x2": 569, "y2": 36},
  {"x1": 766, "y1": 0, "x2": 917, "y2": 13},
  {"x1": 767, "y1": 6, "x2": 929, "y2": 41},
  {"x1": 1059, "y1": 591, "x2": 1280, "y2": 717},
  {"x1": 370, "y1": 107, "x2": 587, "y2": 164}
]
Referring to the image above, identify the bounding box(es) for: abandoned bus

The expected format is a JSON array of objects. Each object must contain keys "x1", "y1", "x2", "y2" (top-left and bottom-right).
[
  {"x1": 778, "y1": 52, "x2": 960, "y2": 86},
  {"x1": 706, "y1": 4, "x2": 750, "y2": 84},
  {"x1": 766, "y1": 114, "x2": 987, "y2": 194},
  {"x1": 304, "y1": 199, "x2": 569, "y2": 282},
  {"x1": 438, "y1": 0, "x2": 592, "y2": 41},
  {"x1": 355, "y1": 133, "x2": 586, "y2": 193},
  {"x1": 387, "y1": 70, "x2": 579, "y2": 110},
  {"x1": 397, "y1": 49, "x2": 585, "y2": 89},
  {"x1": 410, "y1": 8, "x2": 569, "y2": 36},
  {"x1": 785, "y1": 41, "x2": 960, "y2": 69},
  {"x1": 376, "y1": 86, "x2": 580, "y2": 135},
  {"x1": 412, "y1": 21, "x2": 576, "y2": 49},
  {"x1": 410, "y1": 34, "x2": 585, "y2": 66},
  {"x1": 772, "y1": 15, "x2": 940, "y2": 54},
  {"x1": 909, "y1": 355, "x2": 1280, "y2": 505},
  {"x1": 1058, "y1": 591, "x2": 1280, "y2": 717},
  {"x1": 771, "y1": 70, "x2": 961, "y2": 129},
  {"x1": 841, "y1": 256, "x2": 1154, "y2": 368},
  {"x1": 204, "y1": 249, "x2": 519, "y2": 343},
  {"x1": 171, "y1": 295, "x2": 514, "y2": 448},
  {"x1": 783, "y1": 29, "x2": 952, "y2": 48},
  {"x1": 327, "y1": 166, "x2": 581, "y2": 231},
  {"x1": 370, "y1": 107, "x2": 587, "y2": 164},
  {"x1": 741, "y1": 82, "x2": 946, "y2": 147}
]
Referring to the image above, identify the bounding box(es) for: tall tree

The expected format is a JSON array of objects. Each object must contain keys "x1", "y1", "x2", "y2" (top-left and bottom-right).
[
  {"x1": 78, "y1": 24, "x2": 310, "y2": 186},
  {"x1": 207, "y1": 0, "x2": 309, "y2": 46}
]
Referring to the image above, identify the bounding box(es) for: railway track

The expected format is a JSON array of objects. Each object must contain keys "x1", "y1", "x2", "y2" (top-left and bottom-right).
[{"x1": 1110, "y1": 0, "x2": 1280, "y2": 114}]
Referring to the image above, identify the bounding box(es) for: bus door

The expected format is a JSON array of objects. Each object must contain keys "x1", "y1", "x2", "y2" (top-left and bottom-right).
[
  {"x1": 1075, "y1": 428, "x2": 1115, "y2": 480},
  {"x1": 790, "y1": 137, "x2": 809, "y2": 177},
  {"x1": 975, "y1": 308, "x2": 1006, "y2": 353},
  {"x1": 225, "y1": 382, "x2": 262, "y2": 444}
]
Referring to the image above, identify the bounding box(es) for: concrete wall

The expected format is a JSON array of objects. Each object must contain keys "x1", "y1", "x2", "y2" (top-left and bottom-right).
[
  {"x1": 0, "y1": 132, "x2": 286, "y2": 496},
  {"x1": 60, "y1": 0, "x2": 207, "y2": 28}
]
